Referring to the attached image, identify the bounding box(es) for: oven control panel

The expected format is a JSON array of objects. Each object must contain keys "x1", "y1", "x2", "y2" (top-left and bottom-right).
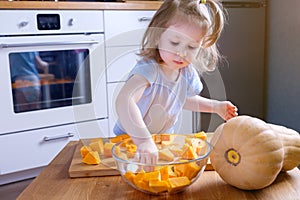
[
  {"x1": 37, "y1": 14, "x2": 61, "y2": 30},
  {"x1": 0, "y1": 10, "x2": 104, "y2": 35}
]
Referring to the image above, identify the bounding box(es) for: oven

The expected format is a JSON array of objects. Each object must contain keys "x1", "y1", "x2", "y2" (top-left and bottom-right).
[{"x1": 0, "y1": 10, "x2": 108, "y2": 135}]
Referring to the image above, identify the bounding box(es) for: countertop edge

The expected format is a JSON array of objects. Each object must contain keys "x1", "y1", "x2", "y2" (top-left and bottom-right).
[{"x1": 0, "y1": 1, "x2": 162, "y2": 10}]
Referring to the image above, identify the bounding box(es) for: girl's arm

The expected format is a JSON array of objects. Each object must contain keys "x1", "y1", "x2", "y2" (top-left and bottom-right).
[
  {"x1": 35, "y1": 55, "x2": 49, "y2": 73},
  {"x1": 183, "y1": 95, "x2": 238, "y2": 121},
  {"x1": 115, "y1": 74, "x2": 158, "y2": 164},
  {"x1": 116, "y1": 74, "x2": 149, "y2": 138}
]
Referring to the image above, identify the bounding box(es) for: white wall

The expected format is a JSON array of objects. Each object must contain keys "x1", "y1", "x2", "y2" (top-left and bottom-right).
[{"x1": 266, "y1": 0, "x2": 300, "y2": 131}]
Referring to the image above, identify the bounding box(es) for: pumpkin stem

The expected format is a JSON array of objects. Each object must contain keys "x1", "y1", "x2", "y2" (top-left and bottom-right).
[{"x1": 225, "y1": 148, "x2": 241, "y2": 166}]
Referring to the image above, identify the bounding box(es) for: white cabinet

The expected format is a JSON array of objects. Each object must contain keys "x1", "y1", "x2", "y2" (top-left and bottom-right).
[
  {"x1": 104, "y1": 10, "x2": 155, "y2": 134},
  {"x1": 0, "y1": 125, "x2": 77, "y2": 176},
  {"x1": 104, "y1": 10, "x2": 155, "y2": 46},
  {"x1": 0, "y1": 119, "x2": 108, "y2": 184},
  {"x1": 106, "y1": 46, "x2": 140, "y2": 83}
]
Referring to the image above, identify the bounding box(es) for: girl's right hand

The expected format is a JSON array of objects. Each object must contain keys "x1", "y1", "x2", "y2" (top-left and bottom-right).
[
  {"x1": 215, "y1": 100, "x2": 238, "y2": 121},
  {"x1": 132, "y1": 136, "x2": 158, "y2": 165}
]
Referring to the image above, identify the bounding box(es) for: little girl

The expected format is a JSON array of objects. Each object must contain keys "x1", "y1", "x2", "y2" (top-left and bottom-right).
[{"x1": 114, "y1": 0, "x2": 238, "y2": 164}]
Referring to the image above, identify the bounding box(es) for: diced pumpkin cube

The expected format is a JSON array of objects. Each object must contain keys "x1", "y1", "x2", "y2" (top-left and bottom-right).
[
  {"x1": 143, "y1": 170, "x2": 161, "y2": 182},
  {"x1": 153, "y1": 134, "x2": 172, "y2": 144},
  {"x1": 161, "y1": 134, "x2": 172, "y2": 141},
  {"x1": 126, "y1": 143, "x2": 137, "y2": 153},
  {"x1": 184, "y1": 162, "x2": 201, "y2": 180},
  {"x1": 158, "y1": 148, "x2": 174, "y2": 162},
  {"x1": 149, "y1": 179, "x2": 170, "y2": 193},
  {"x1": 159, "y1": 166, "x2": 170, "y2": 180},
  {"x1": 150, "y1": 170, "x2": 161, "y2": 181},
  {"x1": 126, "y1": 151, "x2": 136, "y2": 158},
  {"x1": 133, "y1": 172, "x2": 154, "y2": 192},
  {"x1": 181, "y1": 145, "x2": 198, "y2": 160},
  {"x1": 168, "y1": 145, "x2": 184, "y2": 157},
  {"x1": 167, "y1": 176, "x2": 191, "y2": 193},
  {"x1": 80, "y1": 145, "x2": 92, "y2": 158},
  {"x1": 168, "y1": 166, "x2": 178, "y2": 178},
  {"x1": 89, "y1": 139, "x2": 104, "y2": 154},
  {"x1": 124, "y1": 171, "x2": 136, "y2": 183},
  {"x1": 135, "y1": 179, "x2": 152, "y2": 192},
  {"x1": 185, "y1": 137, "x2": 203, "y2": 153},
  {"x1": 195, "y1": 145, "x2": 202, "y2": 155},
  {"x1": 114, "y1": 145, "x2": 121, "y2": 155},
  {"x1": 110, "y1": 134, "x2": 130, "y2": 143},
  {"x1": 161, "y1": 140, "x2": 173, "y2": 148},
  {"x1": 152, "y1": 134, "x2": 161, "y2": 144},
  {"x1": 119, "y1": 152, "x2": 128, "y2": 160},
  {"x1": 103, "y1": 142, "x2": 115, "y2": 157},
  {"x1": 125, "y1": 143, "x2": 137, "y2": 158},
  {"x1": 194, "y1": 131, "x2": 207, "y2": 140},
  {"x1": 82, "y1": 151, "x2": 100, "y2": 165},
  {"x1": 181, "y1": 143, "x2": 190, "y2": 153},
  {"x1": 114, "y1": 146, "x2": 128, "y2": 160},
  {"x1": 174, "y1": 162, "x2": 201, "y2": 180},
  {"x1": 133, "y1": 171, "x2": 146, "y2": 185},
  {"x1": 174, "y1": 164, "x2": 184, "y2": 177},
  {"x1": 176, "y1": 163, "x2": 201, "y2": 180}
]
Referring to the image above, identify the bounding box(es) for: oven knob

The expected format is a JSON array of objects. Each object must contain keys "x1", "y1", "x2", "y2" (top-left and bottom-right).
[
  {"x1": 68, "y1": 18, "x2": 74, "y2": 26},
  {"x1": 19, "y1": 21, "x2": 29, "y2": 28}
]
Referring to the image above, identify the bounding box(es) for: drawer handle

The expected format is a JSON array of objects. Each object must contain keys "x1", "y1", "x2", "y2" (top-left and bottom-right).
[
  {"x1": 138, "y1": 17, "x2": 152, "y2": 22},
  {"x1": 43, "y1": 133, "x2": 74, "y2": 142},
  {"x1": 0, "y1": 40, "x2": 99, "y2": 49}
]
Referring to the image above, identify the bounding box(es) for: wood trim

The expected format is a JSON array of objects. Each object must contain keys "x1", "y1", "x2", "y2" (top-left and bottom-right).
[{"x1": 0, "y1": 1, "x2": 162, "y2": 10}]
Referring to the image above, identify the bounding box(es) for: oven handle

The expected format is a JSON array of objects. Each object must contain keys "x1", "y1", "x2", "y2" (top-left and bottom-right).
[{"x1": 0, "y1": 40, "x2": 99, "y2": 48}]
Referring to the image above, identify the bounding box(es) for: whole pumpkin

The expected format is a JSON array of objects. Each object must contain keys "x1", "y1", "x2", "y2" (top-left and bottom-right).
[
  {"x1": 210, "y1": 116, "x2": 284, "y2": 190},
  {"x1": 268, "y1": 123, "x2": 300, "y2": 171}
]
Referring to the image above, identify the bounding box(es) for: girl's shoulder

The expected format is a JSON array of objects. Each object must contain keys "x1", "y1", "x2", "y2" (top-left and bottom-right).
[
  {"x1": 129, "y1": 58, "x2": 159, "y2": 84},
  {"x1": 182, "y1": 64, "x2": 199, "y2": 78},
  {"x1": 136, "y1": 58, "x2": 158, "y2": 68}
]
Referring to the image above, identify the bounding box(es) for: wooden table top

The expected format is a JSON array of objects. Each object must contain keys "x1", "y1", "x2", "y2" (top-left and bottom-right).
[{"x1": 17, "y1": 141, "x2": 300, "y2": 200}]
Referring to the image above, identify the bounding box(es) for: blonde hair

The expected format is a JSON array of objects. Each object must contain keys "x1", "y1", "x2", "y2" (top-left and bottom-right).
[{"x1": 139, "y1": 0, "x2": 226, "y2": 72}]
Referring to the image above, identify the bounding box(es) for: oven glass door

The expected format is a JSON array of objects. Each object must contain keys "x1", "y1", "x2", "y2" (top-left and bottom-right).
[
  {"x1": 0, "y1": 33, "x2": 107, "y2": 134},
  {"x1": 9, "y1": 49, "x2": 91, "y2": 113}
]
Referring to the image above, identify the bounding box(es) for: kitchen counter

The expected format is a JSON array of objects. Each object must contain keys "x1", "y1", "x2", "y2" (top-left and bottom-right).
[
  {"x1": 0, "y1": 1, "x2": 162, "y2": 10},
  {"x1": 17, "y1": 141, "x2": 300, "y2": 200}
]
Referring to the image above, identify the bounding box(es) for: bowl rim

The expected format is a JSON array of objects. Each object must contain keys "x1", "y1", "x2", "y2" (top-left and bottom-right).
[{"x1": 111, "y1": 133, "x2": 212, "y2": 166}]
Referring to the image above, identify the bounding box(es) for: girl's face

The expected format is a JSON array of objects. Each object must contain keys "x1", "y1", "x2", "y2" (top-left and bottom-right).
[{"x1": 158, "y1": 21, "x2": 205, "y2": 70}]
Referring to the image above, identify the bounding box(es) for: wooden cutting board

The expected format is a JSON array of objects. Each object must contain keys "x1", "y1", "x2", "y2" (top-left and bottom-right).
[
  {"x1": 68, "y1": 141, "x2": 120, "y2": 178},
  {"x1": 68, "y1": 134, "x2": 214, "y2": 178},
  {"x1": 205, "y1": 132, "x2": 214, "y2": 171}
]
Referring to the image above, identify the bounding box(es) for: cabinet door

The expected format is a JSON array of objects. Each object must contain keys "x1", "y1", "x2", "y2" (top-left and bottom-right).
[
  {"x1": 106, "y1": 46, "x2": 140, "y2": 83},
  {"x1": 0, "y1": 124, "x2": 76, "y2": 175},
  {"x1": 75, "y1": 119, "x2": 110, "y2": 139},
  {"x1": 104, "y1": 10, "x2": 155, "y2": 46},
  {"x1": 0, "y1": 119, "x2": 108, "y2": 175}
]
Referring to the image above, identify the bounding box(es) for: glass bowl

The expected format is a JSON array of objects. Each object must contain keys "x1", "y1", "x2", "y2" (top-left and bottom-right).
[{"x1": 112, "y1": 134, "x2": 212, "y2": 195}]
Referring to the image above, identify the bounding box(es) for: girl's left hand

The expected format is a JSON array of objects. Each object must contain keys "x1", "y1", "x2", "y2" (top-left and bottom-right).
[{"x1": 215, "y1": 101, "x2": 238, "y2": 121}]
